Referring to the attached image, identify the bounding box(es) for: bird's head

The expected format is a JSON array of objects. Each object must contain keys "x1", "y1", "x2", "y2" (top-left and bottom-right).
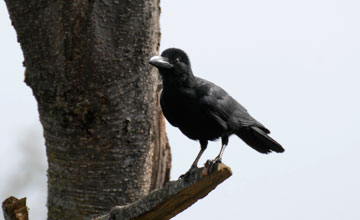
[{"x1": 149, "y1": 48, "x2": 193, "y2": 84}]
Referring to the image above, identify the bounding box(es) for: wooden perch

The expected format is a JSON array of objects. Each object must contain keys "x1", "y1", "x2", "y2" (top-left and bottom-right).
[
  {"x1": 2, "y1": 197, "x2": 29, "y2": 220},
  {"x1": 94, "y1": 162, "x2": 232, "y2": 220},
  {"x1": 1, "y1": 164, "x2": 231, "y2": 220}
]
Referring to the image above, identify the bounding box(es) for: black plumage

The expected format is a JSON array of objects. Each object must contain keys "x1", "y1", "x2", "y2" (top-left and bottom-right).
[{"x1": 149, "y1": 48, "x2": 284, "y2": 170}]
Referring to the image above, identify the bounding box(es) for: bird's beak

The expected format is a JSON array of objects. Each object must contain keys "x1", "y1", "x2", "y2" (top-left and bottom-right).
[{"x1": 149, "y1": 56, "x2": 173, "y2": 69}]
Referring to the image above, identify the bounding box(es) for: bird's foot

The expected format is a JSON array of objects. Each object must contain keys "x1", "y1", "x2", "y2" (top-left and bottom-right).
[
  {"x1": 205, "y1": 157, "x2": 222, "y2": 174},
  {"x1": 178, "y1": 165, "x2": 198, "y2": 181},
  {"x1": 212, "y1": 156, "x2": 222, "y2": 164}
]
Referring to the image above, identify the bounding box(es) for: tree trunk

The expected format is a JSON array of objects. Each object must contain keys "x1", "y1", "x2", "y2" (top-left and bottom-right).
[{"x1": 4, "y1": 0, "x2": 171, "y2": 219}]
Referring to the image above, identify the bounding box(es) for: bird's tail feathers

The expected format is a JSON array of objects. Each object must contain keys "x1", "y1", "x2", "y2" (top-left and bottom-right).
[{"x1": 236, "y1": 126, "x2": 284, "y2": 154}]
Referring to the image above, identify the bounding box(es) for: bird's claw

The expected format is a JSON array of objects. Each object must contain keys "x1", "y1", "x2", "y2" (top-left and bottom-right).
[
  {"x1": 212, "y1": 156, "x2": 222, "y2": 164},
  {"x1": 205, "y1": 157, "x2": 222, "y2": 174}
]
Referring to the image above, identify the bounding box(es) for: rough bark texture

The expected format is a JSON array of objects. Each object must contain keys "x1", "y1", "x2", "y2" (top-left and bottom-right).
[
  {"x1": 4, "y1": 0, "x2": 171, "y2": 219},
  {"x1": 94, "y1": 163, "x2": 232, "y2": 220}
]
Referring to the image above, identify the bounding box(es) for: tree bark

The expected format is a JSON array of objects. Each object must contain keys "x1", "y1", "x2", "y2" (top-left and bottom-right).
[
  {"x1": 4, "y1": 0, "x2": 171, "y2": 219},
  {"x1": 95, "y1": 163, "x2": 232, "y2": 220}
]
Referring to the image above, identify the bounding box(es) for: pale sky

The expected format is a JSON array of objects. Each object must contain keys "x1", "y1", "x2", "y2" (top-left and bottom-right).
[{"x1": 1, "y1": 0, "x2": 360, "y2": 219}]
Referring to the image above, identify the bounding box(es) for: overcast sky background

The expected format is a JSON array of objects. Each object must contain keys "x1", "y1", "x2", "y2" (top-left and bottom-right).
[{"x1": 1, "y1": 0, "x2": 360, "y2": 219}]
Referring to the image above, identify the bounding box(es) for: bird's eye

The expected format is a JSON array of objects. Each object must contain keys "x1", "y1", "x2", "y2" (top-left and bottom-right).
[{"x1": 175, "y1": 58, "x2": 181, "y2": 63}]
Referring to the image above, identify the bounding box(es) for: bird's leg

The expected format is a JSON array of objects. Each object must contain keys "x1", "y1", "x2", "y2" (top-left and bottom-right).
[
  {"x1": 179, "y1": 140, "x2": 208, "y2": 180},
  {"x1": 206, "y1": 137, "x2": 228, "y2": 174},
  {"x1": 213, "y1": 136, "x2": 229, "y2": 163},
  {"x1": 190, "y1": 148, "x2": 205, "y2": 169},
  {"x1": 213, "y1": 144, "x2": 226, "y2": 163},
  {"x1": 189, "y1": 139, "x2": 208, "y2": 170}
]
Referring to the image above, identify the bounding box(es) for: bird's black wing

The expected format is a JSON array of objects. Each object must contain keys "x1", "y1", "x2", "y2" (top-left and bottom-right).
[{"x1": 196, "y1": 78, "x2": 269, "y2": 133}]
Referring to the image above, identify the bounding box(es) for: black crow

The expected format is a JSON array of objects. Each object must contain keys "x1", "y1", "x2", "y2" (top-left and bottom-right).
[{"x1": 149, "y1": 48, "x2": 284, "y2": 171}]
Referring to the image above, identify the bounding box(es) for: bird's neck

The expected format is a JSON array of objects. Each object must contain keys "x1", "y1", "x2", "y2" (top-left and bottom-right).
[{"x1": 162, "y1": 71, "x2": 196, "y2": 89}]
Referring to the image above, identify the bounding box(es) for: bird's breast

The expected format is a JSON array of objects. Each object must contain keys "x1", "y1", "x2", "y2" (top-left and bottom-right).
[{"x1": 160, "y1": 90, "x2": 227, "y2": 141}]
